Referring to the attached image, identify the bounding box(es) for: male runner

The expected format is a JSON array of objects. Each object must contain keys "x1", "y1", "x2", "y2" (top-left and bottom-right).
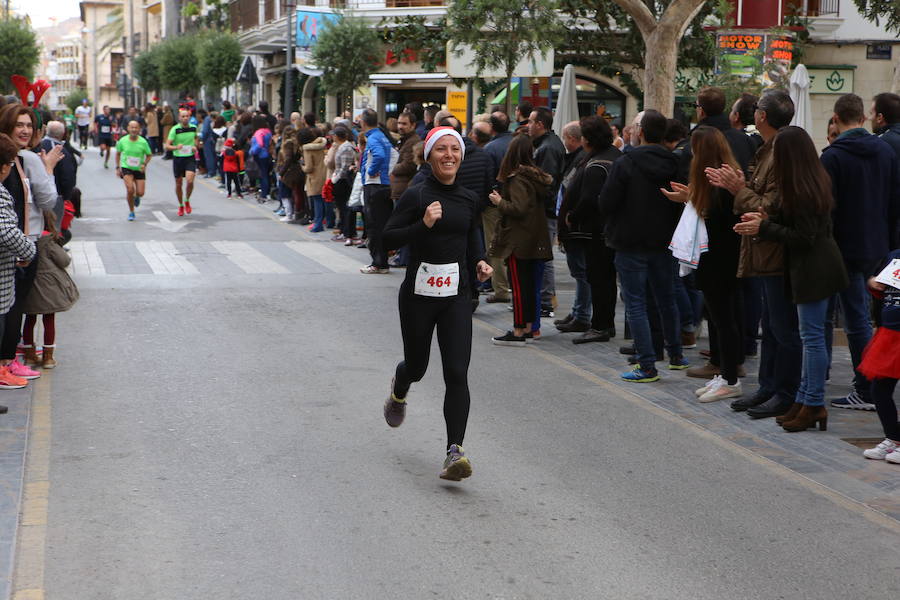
[
  {"x1": 115, "y1": 120, "x2": 153, "y2": 221},
  {"x1": 75, "y1": 99, "x2": 91, "y2": 149},
  {"x1": 93, "y1": 105, "x2": 115, "y2": 168},
  {"x1": 164, "y1": 109, "x2": 199, "y2": 216}
]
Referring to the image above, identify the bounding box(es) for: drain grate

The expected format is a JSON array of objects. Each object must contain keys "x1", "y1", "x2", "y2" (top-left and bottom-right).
[{"x1": 841, "y1": 437, "x2": 885, "y2": 450}]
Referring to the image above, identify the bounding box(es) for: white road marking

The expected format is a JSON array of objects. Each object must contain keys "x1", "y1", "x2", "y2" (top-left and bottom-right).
[
  {"x1": 67, "y1": 241, "x2": 106, "y2": 276},
  {"x1": 211, "y1": 241, "x2": 289, "y2": 274},
  {"x1": 135, "y1": 241, "x2": 199, "y2": 275},
  {"x1": 146, "y1": 210, "x2": 190, "y2": 233},
  {"x1": 284, "y1": 240, "x2": 365, "y2": 274}
]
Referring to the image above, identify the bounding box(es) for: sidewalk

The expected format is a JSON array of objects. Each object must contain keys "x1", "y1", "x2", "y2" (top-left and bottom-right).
[{"x1": 472, "y1": 257, "x2": 900, "y2": 524}]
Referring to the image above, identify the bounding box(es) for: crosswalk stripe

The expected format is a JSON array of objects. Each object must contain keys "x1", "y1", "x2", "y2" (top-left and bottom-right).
[
  {"x1": 67, "y1": 241, "x2": 107, "y2": 276},
  {"x1": 284, "y1": 240, "x2": 365, "y2": 274},
  {"x1": 135, "y1": 241, "x2": 200, "y2": 275},
  {"x1": 210, "y1": 241, "x2": 289, "y2": 274}
]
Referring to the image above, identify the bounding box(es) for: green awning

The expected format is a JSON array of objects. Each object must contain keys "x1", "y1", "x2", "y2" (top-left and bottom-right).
[{"x1": 492, "y1": 81, "x2": 520, "y2": 105}]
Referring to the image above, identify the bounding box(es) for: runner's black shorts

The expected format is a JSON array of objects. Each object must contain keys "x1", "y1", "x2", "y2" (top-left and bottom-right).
[
  {"x1": 120, "y1": 167, "x2": 145, "y2": 180},
  {"x1": 98, "y1": 136, "x2": 113, "y2": 147},
  {"x1": 173, "y1": 156, "x2": 197, "y2": 178}
]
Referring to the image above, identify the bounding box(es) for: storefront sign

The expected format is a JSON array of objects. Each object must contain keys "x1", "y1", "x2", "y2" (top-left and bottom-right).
[
  {"x1": 446, "y1": 43, "x2": 553, "y2": 78},
  {"x1": 447, "y1": 91, "x2": 468, "y2": 128},
  {"x1": 807, "y1": 68, "x2": 855, "y2": 94},
  {"x1": 715, "y1": 31, "x2": 794, "y2": 87},
  {"x1": 295, "y1": 11, "x2": 338, "y2": 50}
]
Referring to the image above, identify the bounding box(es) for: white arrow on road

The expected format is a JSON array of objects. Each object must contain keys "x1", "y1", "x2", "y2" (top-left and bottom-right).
[{"x1": 146, "y1": 210, "x2": 191, "y2": 233}]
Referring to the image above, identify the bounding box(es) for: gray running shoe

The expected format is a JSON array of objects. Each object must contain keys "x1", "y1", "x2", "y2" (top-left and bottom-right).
[
  {"x1": 439, "y1": 444, "x2": 472, "y2": 481},
  {"x1": 384, "y1": 387, "x2": 406, "y2": 428}
]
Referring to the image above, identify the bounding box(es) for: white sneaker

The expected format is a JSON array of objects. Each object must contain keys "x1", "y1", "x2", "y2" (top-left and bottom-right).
[
  {"x1": 279, "y1": 215, "x2": 294, "y2": 222},
  {"x1": 864, "y1": 439, "x2": 900, "y2": 460},
  {"x1": 695, "y1": 375, "x2": 723, "y2": 397},
  {"x1": 885, "y1": 449, "x2": 900, "y2": 464},
  {"x1": 699, "y1": 380, "x2": 742, "y2": 403}
]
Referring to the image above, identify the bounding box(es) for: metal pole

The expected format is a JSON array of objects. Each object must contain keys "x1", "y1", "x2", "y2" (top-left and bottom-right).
[
  {"x1": 283, "y1": 2, "x2": 294, "y2": 117},
  {"x1": 466, "y1": 79, "x2": 473, "y2": 134}
]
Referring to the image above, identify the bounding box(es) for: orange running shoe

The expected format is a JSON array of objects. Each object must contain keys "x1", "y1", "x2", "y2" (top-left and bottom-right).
[
  {"x1": 0, "y1": 366, "x2": 27, "y2": 389},
  {"x1": 177, "y1": 205, "x2": 185, "y2": 217}
]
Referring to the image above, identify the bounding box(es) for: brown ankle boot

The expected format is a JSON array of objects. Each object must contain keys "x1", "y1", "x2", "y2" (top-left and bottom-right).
[
  {"x1": 22, "y1": 346, "x2": 40, "y2": 366},
  {"x1": 775, "y1": 402, "x2": 803, "y2": 425},
  {"x1": 41, "y1": 347, "x2": 56, "y2": 370},
  {"x1": 782, "y1": 405, "x2": 827, "y2": 432}
]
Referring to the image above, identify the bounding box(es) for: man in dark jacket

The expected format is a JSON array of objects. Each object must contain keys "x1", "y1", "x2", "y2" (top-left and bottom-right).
[
  {"x1": 679, "y1": 87, "x2": 757, "y2": 180},
  {"x1": 555, "y1": 120, "x2": 590, "y2": 332},
  {"x1": 598, "y1": 110, "x2": 687, "y2": 382},
  {"x1": 821, "y1": 93, "x2": 900, "y2": 411},
  {"x1": 871, "y1": 92, "x2": 900, "y2": 159},
  {"x1": 390, "y1": 111, "x2": 421, "y2": 201},
  {"x1": 484, "y1": 111, "x2": 513, "y2": 178},
  {"x1": 40, "y1": 121, "x2": 74, "y2": 222},
  {"x1": 529, "y1": 106, "x2": 566, "y2": 316}
]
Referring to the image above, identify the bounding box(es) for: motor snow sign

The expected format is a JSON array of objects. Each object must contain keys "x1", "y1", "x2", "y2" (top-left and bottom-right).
[{"x1": 807, "y1": 67, "x2": 855, "y2": 94}]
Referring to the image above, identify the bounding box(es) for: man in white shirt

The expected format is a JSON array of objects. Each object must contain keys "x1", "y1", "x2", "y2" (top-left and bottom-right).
[{"x1": 74, "y1": 99, "x2": 92, "y2": 150}]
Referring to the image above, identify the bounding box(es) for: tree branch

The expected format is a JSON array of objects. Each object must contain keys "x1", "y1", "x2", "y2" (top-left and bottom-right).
[
  {"x1": 609, "y1": 0, "x2": 657, "y2": 37},
  {"x1": 659, "y1": 0, "x2": 708, "y2": 36}
]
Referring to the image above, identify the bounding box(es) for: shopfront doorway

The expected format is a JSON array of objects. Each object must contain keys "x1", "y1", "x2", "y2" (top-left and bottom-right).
[{"x1": 381, "y1": 87, "x2": 447, "y2": 120}]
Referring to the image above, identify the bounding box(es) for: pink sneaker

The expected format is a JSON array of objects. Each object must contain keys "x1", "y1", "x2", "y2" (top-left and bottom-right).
[{"x1": 7, "y1": 359, "x2": 40, "y2": 380}]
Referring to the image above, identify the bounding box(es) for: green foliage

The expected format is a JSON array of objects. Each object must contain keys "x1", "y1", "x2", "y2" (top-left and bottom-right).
[
  {"x1": 64, "y1": 88, "x2": 90, "y2": 113},
  {"x1": 156, "y1": 35, "x2": 201, "y2": 95},
  {"x1": 197, "y1": 32, "x2": 242, "y2": 91},
  {"x1": 447, "y1": 0, "x2": 562, "y2": 114},
  {"x1": 379, "y1": 16, "x2": 449, "y2": 73},
  {"x1": 556, "y1": 0, "x2": 717, "y2": 101},
  {"x1": 182, "y1": 0, "x2": 230, "y2": 31},
  {"x1": 853, "y1": 0, "x2": 900, "y2": 32},
  {"x1": 311, "y1": 16, "x2": 381, "y2": 107},
  {"x1": 0, "y1": 18, "x2": 40, "y2": 94},
  {"x1": 278, "y1": 71, "x2": 307, "y2": 114},
  {"x1": 133, "y1": 44, "x2": 163, "y2": 92},
  {"x1": 96, "y1": 5, "x2": 124, "y2": 55}
]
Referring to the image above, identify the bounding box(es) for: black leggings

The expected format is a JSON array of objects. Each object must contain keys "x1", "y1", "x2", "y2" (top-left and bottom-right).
[
  {"x1": 873, "y1": 378, "x2": 900, "y2": 442},
  {"x1": 508, "y1": 254, "x2": 538, "y2": 329},
  {"x1": 393, "y1": 291, "x2": 472, "y2": 449},
  {"x1": 704, "y1": 284, "x2": 743, "y2": 384},
  {"x1": 225, "y1": 172, "x2": 242, "y2": 196},
  {"x1": 333, "y1": 179, "x2": 352, "y2": 236},
  {"x1": 587, "y1": 239, "x2": 617, "y2": 331}
]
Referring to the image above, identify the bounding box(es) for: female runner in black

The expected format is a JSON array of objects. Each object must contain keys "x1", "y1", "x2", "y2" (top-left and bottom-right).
[{"x1": 382, "y1": 126, "x2": 493, "y2": 482}]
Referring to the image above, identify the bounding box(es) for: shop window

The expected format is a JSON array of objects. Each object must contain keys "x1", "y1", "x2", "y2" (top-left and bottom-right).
[{"x1": 550, "y1": 75, "x2": 627, "y2": 126}]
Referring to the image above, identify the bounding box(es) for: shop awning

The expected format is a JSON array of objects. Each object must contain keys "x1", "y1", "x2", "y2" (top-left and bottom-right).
[{"x1": 492, "y1": 81, "x2": 520, "y2": 105}]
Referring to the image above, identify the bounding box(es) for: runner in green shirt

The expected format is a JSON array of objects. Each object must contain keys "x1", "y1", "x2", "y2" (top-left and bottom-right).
[
  {"x1": 115, "y1": 120, "x2": 153, "y2": 221},
  {"x1": 164, "y1": 109, "x2": 199, "y2": 216}
]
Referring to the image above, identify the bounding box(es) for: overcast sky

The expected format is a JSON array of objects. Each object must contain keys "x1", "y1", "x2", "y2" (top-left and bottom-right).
[{"x1": 18, "y1": 0, "x2": 81, "y2": 28}]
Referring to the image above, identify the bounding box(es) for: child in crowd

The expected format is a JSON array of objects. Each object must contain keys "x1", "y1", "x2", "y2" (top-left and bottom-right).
[
  {"x1": 21, "y1": 211, "x2": 80, "y2": 370},
  {"x1": 221, "y1": 139, "x2": 244, "y2": 199},
  {"x1": 862, "y1": 248, "x2": 900, "y2": 463}
]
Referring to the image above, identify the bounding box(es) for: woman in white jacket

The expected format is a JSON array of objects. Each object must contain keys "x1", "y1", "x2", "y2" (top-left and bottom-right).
[{"x1": 0, "y1": 103, "x2": 62, "y2": 381}]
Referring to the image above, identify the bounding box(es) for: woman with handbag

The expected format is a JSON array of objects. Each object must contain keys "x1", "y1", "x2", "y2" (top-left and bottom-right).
[
  {"x1": 329, "y1": 127, "x2": 357, "y2": 242},
  {"x1": 381, "y1": 127, "x2": 493, "y2": 481},
  {"x1": 735, "y1": 126, "x2": 849, "y2": 432}
]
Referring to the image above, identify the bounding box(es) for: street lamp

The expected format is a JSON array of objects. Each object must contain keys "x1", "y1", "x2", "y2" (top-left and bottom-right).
[{"x1": 283, "y1": 0, "x2": 296, "y2": 117}]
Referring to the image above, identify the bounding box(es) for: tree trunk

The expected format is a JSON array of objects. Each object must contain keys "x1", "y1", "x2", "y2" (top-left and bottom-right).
[
  {"x1": 505, "y1": 71, "x2": 514, "y2": 118},
  {"x1": 892, "y1": 58, "x2": 900, "y2": 94},
  {"x1": 642, "y1": 23, "x2": 681, "y2": 115}
]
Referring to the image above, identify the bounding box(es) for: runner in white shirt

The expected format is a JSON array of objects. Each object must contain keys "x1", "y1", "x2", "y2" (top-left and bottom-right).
[{"x1": 74, "y1": 99, "x2": 92, "y2": 150}]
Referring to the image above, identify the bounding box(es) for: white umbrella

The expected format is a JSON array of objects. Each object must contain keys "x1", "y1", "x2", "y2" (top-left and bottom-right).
[
  {"x1": 789, "y1": 64, "x2": 812, "y2": 133},
  {"x1": 552, "y1": 64, "x2": 579, "y2": 136}
]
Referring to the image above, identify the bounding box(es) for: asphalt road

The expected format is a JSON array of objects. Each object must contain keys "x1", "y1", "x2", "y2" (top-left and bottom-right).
[{"x1": 10, "y1": 147, "x2": 900, "y2": 599}]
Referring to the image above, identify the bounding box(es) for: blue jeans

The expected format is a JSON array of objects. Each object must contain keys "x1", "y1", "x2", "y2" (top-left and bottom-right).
[
  {"x1": 758, "y1": 276, "x2": 802, "y2": 403},
  {"x1": 310, "y1": 195, "x2": 325, "y2": 231},
  {"x1": 564, "y1": 240, "x2": 591, "y2": 323},
  {"x1": 203, "y1": 141, "x2": 217, "y2": 177},
  {"x1": 540, "y1": 218, "x2": 556, "y2": 310},
  {"x1": 796, "y1": 298, "x2": 830, "y2": 406},
  {"x1": 615, "y1": 251, "x2": 682, "y2": 370},
  {"x1": 674, "y1": 270, "x2": 703, "y2": 333},
  {"x1": 532, "y1": 260, "x2": 545, "y2": 333},
  {"x1": 837, "y1": 267, "x2": 874, "y2": 399},
  {"x1": 255, "y1": 156, "x2": 272, "y2": 198}
]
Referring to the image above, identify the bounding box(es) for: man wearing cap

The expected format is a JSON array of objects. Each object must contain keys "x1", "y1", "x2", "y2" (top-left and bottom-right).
[{"x1": 382, "y1": 126, "x2": 493, "y2": 482}]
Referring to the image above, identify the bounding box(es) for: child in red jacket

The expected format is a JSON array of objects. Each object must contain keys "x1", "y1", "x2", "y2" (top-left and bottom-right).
[{"x1": 221, "y1": 139, "x2": 245, "y2": 199}]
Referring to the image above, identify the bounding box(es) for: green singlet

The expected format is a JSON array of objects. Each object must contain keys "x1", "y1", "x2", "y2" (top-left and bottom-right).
[
  {"x1": 168, "y1": 125, "x2": 197, "y2": 157},
  {"x1": 116, "y1": 135, "x2": 152, "y2": 170}
]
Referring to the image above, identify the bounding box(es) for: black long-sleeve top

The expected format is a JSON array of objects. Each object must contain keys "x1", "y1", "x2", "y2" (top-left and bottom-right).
[{"x1": 383, "y1": 173, "x2": 485, "y2": 299}]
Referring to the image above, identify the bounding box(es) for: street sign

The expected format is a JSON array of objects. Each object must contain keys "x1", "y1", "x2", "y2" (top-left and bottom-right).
[
  {"x1": 447, "y1": 91, "x2": 467, "y2": 128},
  {"x1": 807, "y1": 67, "x2": 854, "y2": 94},
  {"x1": 236, "y1": 56, "x2": 259, "y2": 85},
  {"x1": 446, "y1": 43, "x2": 553, "y2": 79}
]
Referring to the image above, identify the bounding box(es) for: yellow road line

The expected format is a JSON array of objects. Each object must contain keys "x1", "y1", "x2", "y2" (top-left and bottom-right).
[
  {"x1": 471, "y1": 317, "x2": 900, "y2": 535},
  {"x1": 12, "y1": 376, "x2": 52, "y2": 599}
]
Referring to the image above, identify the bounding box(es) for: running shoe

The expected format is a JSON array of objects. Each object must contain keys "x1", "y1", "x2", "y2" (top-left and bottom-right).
[
  {"x1": 128, "y1": 212, "x2": 135, "y2": 221},
  {"x1": 864, "y1": 439, "x2": 900, "y2": 460},
  {"x1": 184, "y1": 201, "x2": 192, "y2": 214},
  {"x1": 0, "y1": 366, "x2": 27, "y2": 389},
  {"x1": 384, "y1": 385, "x2": 406, "y2": 428},
  {"x1": 695, "y1": 375, "x2": 724, "y2": 397},
  {"x1": 699, "y1": 380, "x2": 741, "y2": 403},
  {"x1": 359, "y1": 265, "x2": 389, "y2": 274},
  {"x1": 830, "y1": 390, "x2": 875, "y2": 411},
  {"x1": 668, "y1": 356, "x2": 690, "y2": 370},
  {"x1": 177, "y1": 205, "x2": 185, "y2": 217},
  {"x1": 439, "y1": 444, "x2": 472, "y2": 481},
  {"x1": 7, "y1": 360, "x2": 40, "y2": 380},
  {"x1": 133, "y1": 195, "x2": 141, "y2": 208},
  {"x1": 492, "y1": 331, "x2": 527, "y2": 347},
  {"x1": 621, "y1": 366, "x2": 660, "y2": 383}
]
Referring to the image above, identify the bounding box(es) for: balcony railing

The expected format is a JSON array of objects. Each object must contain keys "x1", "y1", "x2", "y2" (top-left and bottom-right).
[
  {"x1": 795, "y1": 0, "x2": 839, "y2": 17},
  {"x1": 231, "y1": 0, "x2": 444, "y2": 30}
]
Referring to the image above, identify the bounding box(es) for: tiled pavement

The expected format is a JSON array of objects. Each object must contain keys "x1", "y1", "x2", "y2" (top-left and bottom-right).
[{"x1": 473, "y1": 268, "x2": 900, "y2": 524}]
